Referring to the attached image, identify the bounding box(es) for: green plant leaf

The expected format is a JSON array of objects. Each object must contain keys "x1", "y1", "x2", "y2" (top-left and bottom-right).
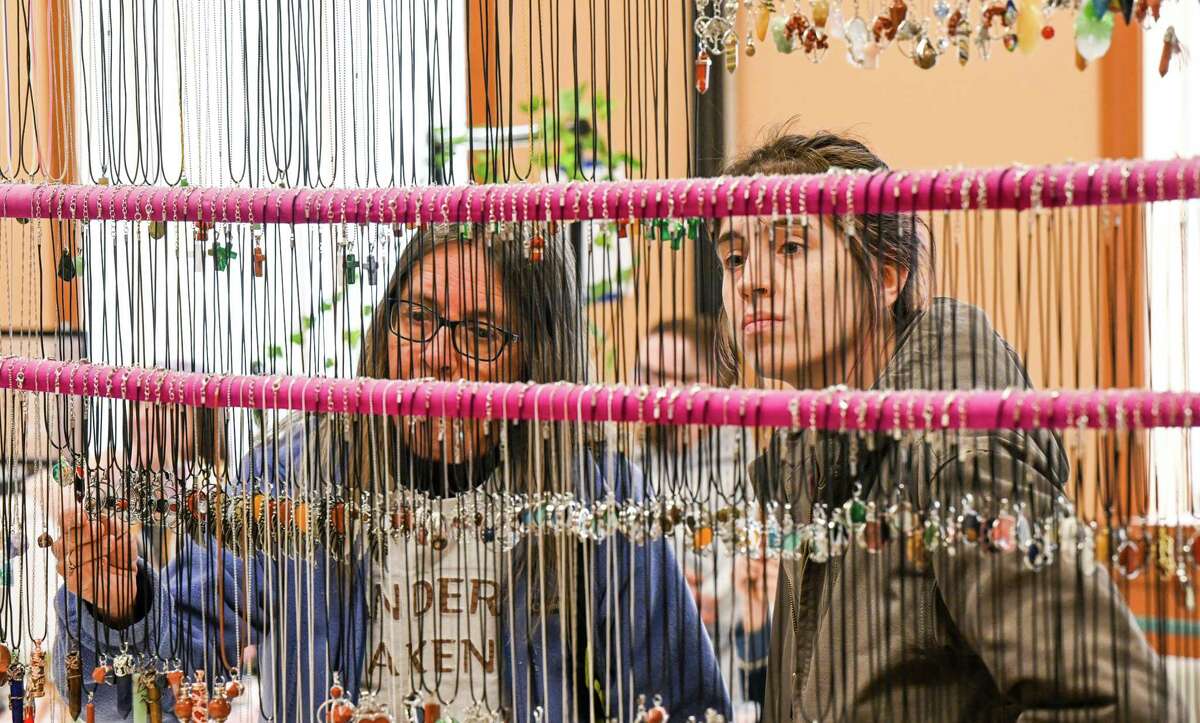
[
  {"x1": 268, "y1": 345, "x2": 284, "y2": 358},
  {"x1": 301, "y1": 315, "x2": 314, "y2": 329},
  {"x1": 344, "y1": 329, "x2": 363, "y2": 346},
  {"x1": 320, "y1": 301, "x2": 334, "y2": 312},
  {"x1": 324, "y1": 358, "x2": 336, "y2": 369},
  {"x1": 290, "y1": 331, "x2": 304, "y2": 346},
  {"x1": 362, "y1": 304, "x2": 374, "y2": 315}
]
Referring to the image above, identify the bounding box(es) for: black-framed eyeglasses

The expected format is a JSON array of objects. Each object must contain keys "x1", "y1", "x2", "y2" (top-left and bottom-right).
[{"x1": 387, "y1": 298, "x2": 520, "y2": 362}]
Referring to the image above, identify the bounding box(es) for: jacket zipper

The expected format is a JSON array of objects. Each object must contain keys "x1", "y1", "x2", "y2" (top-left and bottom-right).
[{"x1": 784, "y1": 555, "x2": 806, "y2": 639}]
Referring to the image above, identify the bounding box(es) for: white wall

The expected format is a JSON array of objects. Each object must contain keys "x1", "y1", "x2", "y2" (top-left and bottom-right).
[{"x1": 1143, "y1": 4, "x2": 1200, "y2": 521}]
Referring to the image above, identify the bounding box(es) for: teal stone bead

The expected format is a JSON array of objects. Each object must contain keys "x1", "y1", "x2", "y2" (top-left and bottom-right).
[{"x1": 782, "y1": 531, "x2": 800, "y2": 551}]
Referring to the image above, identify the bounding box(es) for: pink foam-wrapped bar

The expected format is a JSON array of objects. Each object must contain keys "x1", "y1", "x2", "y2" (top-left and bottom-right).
[
  {"x1": 2, "y1": 356, "x2": 1198, "y2": 431},
  {"x1": 0, "y1": 157, "x2": 1196, "y2": 225}
]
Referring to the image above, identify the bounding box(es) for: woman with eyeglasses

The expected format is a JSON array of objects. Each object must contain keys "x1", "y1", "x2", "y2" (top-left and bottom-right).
[{"x1": 50, "y1": 227, "x2": 729, "y2": 721}]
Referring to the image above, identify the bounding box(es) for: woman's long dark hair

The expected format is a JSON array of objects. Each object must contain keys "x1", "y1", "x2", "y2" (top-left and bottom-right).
[{"x1": 299, "y1": 223, "x2": 589, "y2": 617}]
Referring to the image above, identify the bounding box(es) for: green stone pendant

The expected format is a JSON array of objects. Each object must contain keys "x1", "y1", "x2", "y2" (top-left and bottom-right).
[
  {"x1": 209, "y1": 242, "x2": 237, "y2": 272},
  {"x1": 669, "y1": 222, "x2": 684, "y2": 250},
  {"x1": 148, "y1": 221, "x2": 167, "y2": 240},
  {"x1": 850, "y1": 500, "x2": 868, "y2": 525}
]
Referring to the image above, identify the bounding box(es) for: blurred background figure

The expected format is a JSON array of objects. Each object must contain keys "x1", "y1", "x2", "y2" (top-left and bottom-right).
[{"x1": 636, "y1": 315, "x2": 760, "y2": 718}]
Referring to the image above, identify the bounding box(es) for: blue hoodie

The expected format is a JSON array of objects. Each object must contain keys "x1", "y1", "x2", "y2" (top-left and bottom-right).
[{"x1": 54, "y1": 432, "x2": 730, "y2": 722}]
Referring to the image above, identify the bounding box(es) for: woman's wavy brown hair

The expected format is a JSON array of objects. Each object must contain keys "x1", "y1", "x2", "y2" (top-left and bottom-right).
[{"x1": 717, "y1": 129, "x2": 930, "y2": 384}]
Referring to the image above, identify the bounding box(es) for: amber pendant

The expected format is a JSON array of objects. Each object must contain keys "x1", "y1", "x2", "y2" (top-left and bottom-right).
[
  {"x1": 1115, "y1": 530, "x2": 1145, "y2": 579},
  {"x1": 252, "y1": 245, "x2": 266, "y2": 277}
]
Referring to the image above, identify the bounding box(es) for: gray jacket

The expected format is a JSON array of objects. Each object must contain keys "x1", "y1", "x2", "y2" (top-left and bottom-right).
[{"x1": 750, "y1": 298, "x2": 1184, "y2": 722}]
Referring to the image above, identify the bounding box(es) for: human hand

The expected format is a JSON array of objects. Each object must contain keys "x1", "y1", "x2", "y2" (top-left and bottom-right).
[
  {"x1": 684, "y1": 568, "x2": 718, "y2": 627},
  {"x1": 733, "y1": 556, "x2": 778, "y2": 632},
  {"x1": 49, "y1": 497, "x2": 141, "y2": 628}
]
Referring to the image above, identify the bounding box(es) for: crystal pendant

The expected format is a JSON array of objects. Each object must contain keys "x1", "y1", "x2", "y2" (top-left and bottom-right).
[
  {"x1": 844, "y1": 16, "x2": 870, "y2": 64},
  {"x1": 986, "y1": 503, "x2": 1016, "y2": 553},
  {"x1": 848, "y1": 498, "x2": 868, "y2": 525},
  {"x1": 913, "y1": 35, "x2": 938, "y2": 68},
  {"x1": 695, "y1": 50, "x2": 712, "y2": 93},
  {"x1": 756, "y1": 4, "x2": 771, "y2": 41},
  {"x1": 894, "y1": 18, "x2": 919, "y2": 40},
  {"x1": 828, "y1": 3, "x2": 846, "y2": 40},
  {"x1": 828, "y1": 518, "x2": 849, "y2": 556},
  {"x1": 809, "y1": 524, "x2": 830, "y2": 563},
  {"x1": 1073, "y1": 1, "x2": 1113, "y2": 61},
  {"x1": 863, "y1": 515, "x2": 890, "y2": 552},
  {"x1": 770, "y1": 14, "x2": 795, "y2": 52},
  {"x1": 812, "y1": 0, "x2": 830, "y2": 27},
  {"x1": 725, "y1": 33, "x2": 739, "y2": 72},
  {"x1": 933, "y1": 0, "x2": 951, "y2": 20},
  {"x1": 1015, "y1": 0, "x2": 1044, "y2": 53},
  {"x1": 976, "y1": 25, "x2": 993, "y2": 61},
  {"x1": 961, "y1": 510, "x2": 982, "y2": 545},
  {"x1": 1014, "y1": 510, "x2": 1033, "y2": 550},
  {"x1": 1115, "y1": 530, "x2": 1145, "y2": 579}
]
